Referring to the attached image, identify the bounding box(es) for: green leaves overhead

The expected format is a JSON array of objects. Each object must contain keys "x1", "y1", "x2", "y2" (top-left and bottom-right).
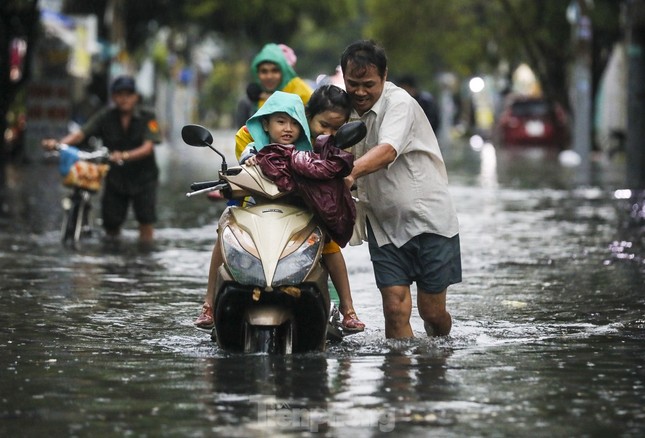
[{"x1": 181, "y1": 0, "x2": 357, "y2": 43}]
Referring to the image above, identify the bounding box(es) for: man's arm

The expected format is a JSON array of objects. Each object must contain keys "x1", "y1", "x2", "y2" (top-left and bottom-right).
[
  {"x1": 111, "y1": 140, "x2": 154, "y2": 164},
  {"x1": 41, "y1": 130, "x2": 86, "y2": 150},
  {"x1": 345, "y1": 143, "x2": 397, "y2": 188}
]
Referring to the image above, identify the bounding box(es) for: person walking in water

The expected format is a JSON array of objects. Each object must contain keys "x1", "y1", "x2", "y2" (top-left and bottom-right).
[
  {"x1": 43, "y1": 75, "x2": 162, "y2": 244},
  {"x1": 340, "y1": 40, "x2": 462, "y2": 339}
]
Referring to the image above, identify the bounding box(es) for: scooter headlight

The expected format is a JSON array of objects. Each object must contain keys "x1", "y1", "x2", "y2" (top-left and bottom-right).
[
  {"x1": 221, "y1": 226, "x2": 266, "y2": 286},
  {"x1": 273, "y1": 227, "x2": 323, "y2": 286}
]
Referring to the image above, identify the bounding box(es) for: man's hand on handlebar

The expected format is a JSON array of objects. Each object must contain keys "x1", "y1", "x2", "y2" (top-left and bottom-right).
[
  {"x1": 41, "y1": 139, "x2": 59, "y2": 151},
  {"x1": 110, "y1": 150, "x2": 129, "y2": 166},
  {"x1": 344, "y1": 175, "x2": 357, "y2": 191}
]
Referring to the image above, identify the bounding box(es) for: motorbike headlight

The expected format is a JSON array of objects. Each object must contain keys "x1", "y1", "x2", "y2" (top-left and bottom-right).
[
  {"x1": 272, "y1": 227, "x2": 323, "y2": 286},
  {"x1": 221, "y1": 226, "x2": 266, "y2": 286}
]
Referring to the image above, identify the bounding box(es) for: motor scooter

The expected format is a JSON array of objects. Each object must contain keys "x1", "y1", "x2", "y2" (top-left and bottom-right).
[
  {"x1": 47, "y1": 144, "x2": 110, "y2": 249},
  {"x1": 182, "y1": 122, "x2": 365, "y2": 353}
]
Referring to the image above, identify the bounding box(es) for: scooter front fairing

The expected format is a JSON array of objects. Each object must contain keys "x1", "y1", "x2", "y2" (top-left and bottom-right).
[{"x1": 213, "y1": 203, "x2": 331, "y2": 352}]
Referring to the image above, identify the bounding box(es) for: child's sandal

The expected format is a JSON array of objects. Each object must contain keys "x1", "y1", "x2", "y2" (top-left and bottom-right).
[{"x1": 341, "y1": 310, "x2": 365, "y2": 332}]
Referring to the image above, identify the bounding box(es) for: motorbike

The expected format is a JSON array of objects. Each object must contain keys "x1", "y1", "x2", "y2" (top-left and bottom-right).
[
  {"x1": 50, "y1": 144, "x2": 110, "y2": 249},
  {"x1": 182, "y1": 122, "x2": 366, "y2": 354}
]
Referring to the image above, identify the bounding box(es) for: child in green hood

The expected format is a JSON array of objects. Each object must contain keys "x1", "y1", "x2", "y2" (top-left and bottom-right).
[{"x1": 245, "y1": 91, "x2": 311, "y2": 153}]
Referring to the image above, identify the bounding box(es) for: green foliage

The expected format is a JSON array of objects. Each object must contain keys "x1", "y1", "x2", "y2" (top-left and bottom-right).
[
  {"x1": 54, "y1": 0, "x2": 624, "y2": 126},
  {"x1": 181, "y1": 0, "x2": 363, "y2": 114},
  {"x1": 151, "y1": 39, "x2": 171, "y2": 78},
  {"x1": 182, "y1": 0, "x2": 357, "y2": 45},
  {"x1": 199, "y1": 60, "x2": 248, "y2": 128},
  {"x1": 364, "y1": 0, "x2": 488, "y2": 84},
  {"x1": 362, "y1": 0, "x2": 621, "y2": 113},
  {"x1": 288, "y1": 16, "x2": 363, "y2": 80}
]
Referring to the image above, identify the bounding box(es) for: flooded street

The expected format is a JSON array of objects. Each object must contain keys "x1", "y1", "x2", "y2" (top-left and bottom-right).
[{"x1": 1, "y1": 132, "x2": 644, "y2": 437}]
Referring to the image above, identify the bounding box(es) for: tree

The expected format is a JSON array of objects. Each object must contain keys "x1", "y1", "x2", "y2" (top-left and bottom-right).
[
  {"x1": 63, "y1": 0, "x2": 185, "y2": 54},
  {"x1": 181, "y1": 0, "x2": 357, "y2": 45},
  {"x1": 363, "y1": 0, "x2": 622, "y2": 117},
  {"x1": 491, "y1": 0, "x2": 620, "y2": 114},
  {"x1": 57, "y1": 0, "x2": 362, "y2": 127},
  {"x1": 364, "y1": 0, "x2": 487, "y2": 79}
]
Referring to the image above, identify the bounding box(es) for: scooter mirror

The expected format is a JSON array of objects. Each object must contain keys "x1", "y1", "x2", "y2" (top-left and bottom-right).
[
  {"x1": 334, "y1": 121, "x2": 367, "y2": 149},
  {"x1": 181, "y1": 124, "x2": 213, "y2": 147}
]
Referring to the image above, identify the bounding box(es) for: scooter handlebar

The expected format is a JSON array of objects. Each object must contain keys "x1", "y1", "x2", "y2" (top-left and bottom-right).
[
  {"x1": 44, "y1": 143, "x2": 109, "y2": 163},
  {"x1": 190, "y1": 180, "x2": 222, "y2": 191},
  {"x1": 76, "y1": 147, "x2": 110, "y2": 162},
  {"x1": 186, "y1": 181, "x2": 228, "y2": 197}
]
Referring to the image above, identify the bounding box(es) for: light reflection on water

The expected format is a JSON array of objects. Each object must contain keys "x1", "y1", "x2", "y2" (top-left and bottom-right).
[{"x1": 1, "y1": 137, "x2": 644, "y2": 436}]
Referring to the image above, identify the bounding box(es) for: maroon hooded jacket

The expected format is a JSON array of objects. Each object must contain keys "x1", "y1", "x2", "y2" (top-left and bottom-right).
[{"x1": 255, "y1": 134, "x2": 356, "y2": 247}]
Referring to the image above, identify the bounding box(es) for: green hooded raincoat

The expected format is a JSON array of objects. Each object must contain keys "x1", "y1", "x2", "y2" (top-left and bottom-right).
[
  {"x1": 251, "y1": 43, "x2": 313, "y2": 109},
  {"x1": 246, "y1": 91, "x2": 312, "y2": 152}
]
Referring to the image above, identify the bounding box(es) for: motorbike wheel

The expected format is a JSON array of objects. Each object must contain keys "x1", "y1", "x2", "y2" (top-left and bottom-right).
[
  {"x1": 60, "y1": 206, "x2": 71, "y2": 243},
  {"x1": 62, "y1": 200, "x2": 79, "y2": 246},
  {"x1": 281, "y1": 321, "x2": 294, "y2": 354},
  {"x1": 243, "y1": 324, "x2": 270, "y2": 353},
  {"x1": 244, "y1": 321, "x2": 293, "y2": 354},
  {"x1": 72, "y1": 199, "x2": 86, "y2": 247},
  {"x1": 81, "y1": 199, "x2": 93, "y2": 238}
]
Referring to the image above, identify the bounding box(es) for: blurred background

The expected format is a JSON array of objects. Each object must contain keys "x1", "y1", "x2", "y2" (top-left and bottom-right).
[{"x1": 0, "y1": 0, "x2": 644, "y2": 190}]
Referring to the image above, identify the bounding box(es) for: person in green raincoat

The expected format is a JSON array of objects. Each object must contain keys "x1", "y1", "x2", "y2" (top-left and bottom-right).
[{"x1": 234, "y1": 43, "x2": 313, "y2": 134}]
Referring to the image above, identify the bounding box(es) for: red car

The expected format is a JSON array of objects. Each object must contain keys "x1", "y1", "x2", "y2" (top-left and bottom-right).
[{"x1": 496, "y1": 95, "x2": 569, "y2": 148}]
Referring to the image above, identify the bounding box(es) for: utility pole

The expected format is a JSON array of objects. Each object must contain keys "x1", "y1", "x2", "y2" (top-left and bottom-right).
[
  {"x1": 105, "y1": 0, "x2": 128, "y2": 78},
  {"x1": 625, "y1": 0, "x2": 645, "y2": 190},
  {"x1": 568, "y1": 0, "x2": 593, "y2": 185}
]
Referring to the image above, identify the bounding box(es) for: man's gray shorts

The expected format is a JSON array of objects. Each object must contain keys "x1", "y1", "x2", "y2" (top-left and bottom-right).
[{"x1": 367, "y1": 221, "x2": 462, "y2": 293}]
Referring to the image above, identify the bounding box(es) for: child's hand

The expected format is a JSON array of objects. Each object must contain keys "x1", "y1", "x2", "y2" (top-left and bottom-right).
[
  {"x1": 239, "y1": 145, "x2": 258, "y2": 165},
  {"x1": 244, "y1": 156, "x2": 257, "y2": 166}
]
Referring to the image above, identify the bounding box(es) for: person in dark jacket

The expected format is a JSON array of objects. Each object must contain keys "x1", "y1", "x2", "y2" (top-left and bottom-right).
[
  {"x1": 42, "y1": 75, "x2": 162, "y2": 243},
  {"x1": 397, "y1": 74, "x2": 441, "y2": 134}
]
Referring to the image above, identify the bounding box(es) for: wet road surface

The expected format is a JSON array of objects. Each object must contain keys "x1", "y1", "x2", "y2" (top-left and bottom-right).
[{"x1": 1, "y1": 134, "x2": 644, "y2": 437}]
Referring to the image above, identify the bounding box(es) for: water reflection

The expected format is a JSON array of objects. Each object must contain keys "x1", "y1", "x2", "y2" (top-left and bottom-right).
[
  {"x1": 378, "y1": 346, "x2": 452, "y2": 401},
  {"x1": 204, "y1": 354, "x2": 333, "y2": 434},
  {"x1": 1, "y1": 134, "x2": 645, "y2": 436},
  {"x1": 197, "y1": 343, "x2": 458, "y2": 435},
  {"x1": 208, "y1": 354, "x2": 329, "y2": 400}
]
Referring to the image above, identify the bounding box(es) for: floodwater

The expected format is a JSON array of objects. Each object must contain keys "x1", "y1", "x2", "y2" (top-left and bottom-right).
[{"x1": 1, "y1": 132, "x2": 644, "y2": 437}]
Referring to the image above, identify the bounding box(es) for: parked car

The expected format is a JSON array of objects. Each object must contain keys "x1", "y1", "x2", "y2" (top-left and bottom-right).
[{"x1": 496, "y1": 95, "x2": 569, "y2": 148}]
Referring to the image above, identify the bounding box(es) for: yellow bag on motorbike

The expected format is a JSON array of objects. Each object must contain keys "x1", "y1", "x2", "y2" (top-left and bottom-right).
[{"x1": 62, "y1": 161, "x2": 110, "y2": 191}]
